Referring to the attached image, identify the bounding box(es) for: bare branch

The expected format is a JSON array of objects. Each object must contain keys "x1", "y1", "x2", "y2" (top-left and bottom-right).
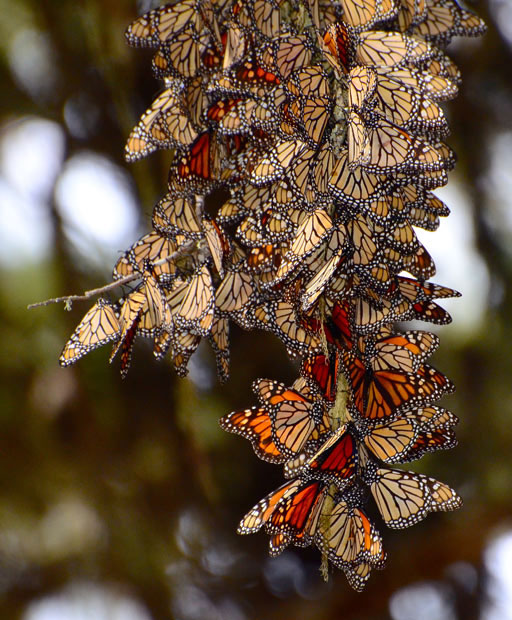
[{"x1": 27, "y1": 239, "x2": 197, "y2": 310}]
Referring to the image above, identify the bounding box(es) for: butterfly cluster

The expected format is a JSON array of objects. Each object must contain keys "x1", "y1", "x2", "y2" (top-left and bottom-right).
[{"x1": 59, "y1": 0, "x2": 485, "y2": 591}]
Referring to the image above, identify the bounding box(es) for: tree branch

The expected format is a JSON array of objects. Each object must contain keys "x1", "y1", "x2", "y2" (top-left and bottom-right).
[{"x1": 27, "y1": 239, "x2": 197, "y2": 310}]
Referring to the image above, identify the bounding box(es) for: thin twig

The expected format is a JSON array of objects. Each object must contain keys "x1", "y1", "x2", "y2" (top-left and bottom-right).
[{"x1": 27, "y1": 239, "x2": 197, "y2": 310}]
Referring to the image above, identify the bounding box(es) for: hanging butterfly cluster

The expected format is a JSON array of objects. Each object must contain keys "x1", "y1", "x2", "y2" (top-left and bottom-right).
[{"x1": 59, "y1": 0, "x2": 485, "y2": 591}]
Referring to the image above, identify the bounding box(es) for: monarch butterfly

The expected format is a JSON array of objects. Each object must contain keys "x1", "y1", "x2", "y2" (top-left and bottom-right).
[
  {"x1": 348, "y1": 109, "x2": 447, "y2": 174},
  {"x1": 60, "y1": 299, "x2": 120, "y2": 366},
  {"x1": 343, "y1": 561, "x2": 380, "y2": 592},
  {"x1": 349, "y1": 65, "x2": 379, "y2": 112},
  {"x1": 287, "y1": 209, "x2": 334, "y2": 263},
  {"x1": 271, "y1": 396, "x2": 324, "y2": 456},
  {"x1": 215, "y1": 270, "x2": 258, "y2": 313},
  {"x1": 378, "y1": 65, "x2": 458, "y2": 102},
  {"x1": 325, "y1": 269, "x2": 353, "y2": 303},
  {"x1": 402, "y1": 182, "x2": 450, "y2": 215},
  {"x1": 250, "y1": 378, "x2": 329, "y2": 457},
  {"x1": 110, "y1": 289, "x2": 145, "y2": 356},
  {"x1": 355, "y1": 260, "x2": 395, "y2": 294},
  {"x1": 398, "y1": 276, "x2": 460, "y2": 317},
  {"x1": 220, "y1": 406, "x2": 287, "y2": 463},
  {"x1": 351, "y1": 293, "x2": 410, "y2": 335},
  {"x1": 360, "y1": 403, "x2": 457, "y2": 464},
  {"x1": 322, "y1": 300, "x2": 354, "y2": 351},
  {"x1": 153, "y1": 328, "x2": 173, "y2": 361},
  {"x1": 329, "y1": 149, "x2": 391, "y2": 209},
  {"x1": 305, "y1": 0, "x2": 338, "y2": 31},
  {"x1": 125, "y1": 0, "x2": 209, "y2": 48},
  {"x1": 268, "y1": 300, "x2": 323, "y2": 354},
  {"x1": 152, "y1": 194, "x2": 203, "y2": 240},
  {"x1": 175, "y1": 265, "x2": 215, "y2": 336},
  {"x1": 174, "y1": 131, "x2": 222, "y2": 192},
  {"x1": 222, "y1": 21, "x2": 246, "y2": 70},
  {"x1": 125, "y1": 89, "x2": 198, "y2": 163},
  {"x1": 281, "y1": 68, "x2": 331, "y2": 130},
  {"x1": 118, "y1": 320, "x2": 139, "y2": 378},
  {"x1": 401, "y1": 243, "x2": 437, "y2": 280},
  {"x1": 362, "y1": 275, "x2": 456, "y2": 327},
  {"x1": 253, "y1": 376, "x2": 325, "y2": 411},
  {"x1": 184, "y1": 76, "x2": 210, "y2": 128},
  {"x1": 236, "y1": 60, "x2": 281, "y2": 87},
  {"x1": 384, "y1": 218, "x2": 419, "y2": 254},
  {"x1": 362, "y1": 416, "x2": 420, "y2": 463},
  {"x1": 214, "y1": 71, "x2": 276, "y2": 103},
  {"x1": 343, "y1": 351, "x2": 454, "y2": 421},
  {"x1": 355, "y1": 30, "x2": 434, "y2": 69},
  {"x1": 108, "y1": 289, "x2": 146, "y2": 376},
  {"x1": 165, "y1": 277, "x2": 189, "y2": 314},
  {"x1": 215, "y1": 99, "x2": 256, "y2": 136},
  {"x1": 413, "y1": 0, "x2": 487, "y2": 43},
  {"x1": 397, "y1": 276, "x2": 460, "y2": 303},
  {"x1": 301, "y1": 247, "x2": 345, "y2": 311},
  {"x1": 231, "y1": 98, "x2": 278, "y2": 136},
  {"x1": 216, "y1": 197, "x2": 245, "y2": 224},
  {"x1": 412, "y1": 404, "x2": 459, "y2": 430},
  {"x1": 123, "y1": 126, "x2": 159, "y2": 162},
  {"x1": 321, "y1": 22, "x2": 351, "y2": 74},
  {"x1": 298, "y1": 427, "x2": 358, "y2": 487},
  {"x1": 270, "y1": 178, "x2": 306, "y2": 211},
  {"x1": 268, "y1": 531, "x2": 293, "y2": 557},
  {"x1": 208, "y1": 316, "x2": 230, "y2": 382},
  {"x1": 137, "y1": 262, "x2": 174, "y2": 336},
  {"x1": 289, "y1": 374, "x2": 319, "y2": 400},
  {"x1": 237, "y1": 478, "x2": 299, "y2": 534},
  {"x1": 365, "y1": 329, "x2": 440, "y2": 373},
  {"x1": 407, "y1": 206, "x2": 440, "y2": 232},
  {"x1": 172, "y1": 330, "x2": 202, "y2": 377},
  {"x1": 364, "y1": 69, "x2": 449, "y2": 137},
  {"x1": 244, "y1": 244, "x2": 284, "y2": 278},
  {"x1": 369, "y1": 467, "x2": 462, "y2": 529},
  {"x1": 394, "y1": 0, "x2": 427, "y2": 31},
  {"x1": 201, "y1": 35, "x2": 225, "y2": 70},
  {"x1": 263, "y1": 480, "x2": 328, "y2": 547},
  {"x1": 253, "y1": 378, "x2": 295, "y2": 406},
  {"x1": 346, "y1": 213, "x2": 378, "y2": 266},
  {"x1": 250, "y1": 139, "x2": 307, "y2": 185},
  {"x1": 421, "y1": 47, "x2": 462, "y2": 84},
  {"x1": 404, "y1": 425, "x2": 457, "y2": 461},
  {"x1": 203, "y1": 218, "x2": 227, "y2": 277},
  {"x1": 259, "y1": 35, "x2": 314, "y2": 80},
  {"x1": 253, "y1": 0, "x2": 281, "y2": 38},
  {"x1": 206, "y1": 98, "x2": 242, "y2": 124},
  {"x1": 300, "y1": 96, "x2": 332, "y2": 146},
  {"x1": 286, "y1": 144, "x2": 319, "y2": 201},
  {"x1": 286, "y1": 66, "x2": 330, "y2": 98},
  {"x1": 312, "y1": 142, "x2": 335, "y2": 197},
  {"x1": 236, "y1": 208, "x2": 293, "y2": 247},
  {"x1": 150, "y1": 26, "x2": 205, "y2": 79},
  {"x1": 314, "y1": 496, "x2": 386, "y2": 573},
  {"x1": 113, "y1": 231, "x2": 181, "y2": 284},
  {"x1": 237, "y1": 479, "x2": 324, "y2": 557},
  {"x1": 339, "y1": 0, "x2": 398, "y2": 31},
  {"x1": 301, "y1": 352, "x2": 341, "y2": 402}
]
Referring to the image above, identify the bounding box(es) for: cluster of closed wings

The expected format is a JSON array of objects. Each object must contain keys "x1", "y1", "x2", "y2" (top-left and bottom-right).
[{"x1": 59, "y1": 0, "x2": 485, "y2": 591}]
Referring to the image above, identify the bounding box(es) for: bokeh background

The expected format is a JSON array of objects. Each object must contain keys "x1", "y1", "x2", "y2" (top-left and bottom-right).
[{"x1": 1, "y1": 1, "x2": 511, "y2": 618}]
